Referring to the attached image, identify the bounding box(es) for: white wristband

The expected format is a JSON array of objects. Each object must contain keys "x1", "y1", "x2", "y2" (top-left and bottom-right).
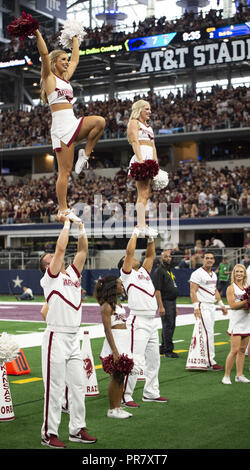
[
  {"x1": 218, "y1": 300, "x2": 224, "y2": 307},
  {"x1": 78, "y1": 225, "x2": 86, "y2": 237},
  {"x1": 147, "y1": 237, "x2": 154, "y2": 244},
  {"x1": 132, "y1": 228, "x2": 140, "y2": 237},
  {"x1": 63, "y1": 220, "x2": 71, "y2": 229},
  {"x1": 193, "y1": 302, "x2": 199, "y2": 310}
]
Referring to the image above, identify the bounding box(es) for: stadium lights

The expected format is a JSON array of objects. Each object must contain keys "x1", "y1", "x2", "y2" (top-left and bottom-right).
[{"x1": 105, "y1": 66, "x2": 111, "y2": 70}]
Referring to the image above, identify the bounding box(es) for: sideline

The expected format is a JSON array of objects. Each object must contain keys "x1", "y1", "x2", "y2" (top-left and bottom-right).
[{"x1": 0, "y1": 305, "x2": 228, "y2": 349}]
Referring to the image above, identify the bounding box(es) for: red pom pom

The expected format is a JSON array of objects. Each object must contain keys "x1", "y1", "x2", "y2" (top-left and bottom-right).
[
  {"x1": 130, "y1": 159, "x2": 159, "y2": 181},
  {"x1": 7, "y1": 11, "x2": 39, "y2": 40},
  {"x1": 101, "y1": 353, "x2": 134, "y2": 375},
  {"x1": 242, "y1": 286, "x2": 250, "y2": 309}
]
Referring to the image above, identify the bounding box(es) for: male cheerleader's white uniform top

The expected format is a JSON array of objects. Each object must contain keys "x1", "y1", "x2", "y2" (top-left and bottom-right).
[
  {"x1": 48, "y1": 74, "x2": 84, "y2": 152},
  {"x1": 120, "y1": 266, "x2": 157, "y2": 315},
  {"x1": 40, "y1": 264, "x2": 82, "y2": 333},
  {"x1": 227, "y1": 283, "x2": 250, "y2": 336},
  {"x1": 128, "y1": 120, "x2": 155, "y2": 176},
  {"x1": 190, "y1": 267, "x2": 217, "y2": 303}
]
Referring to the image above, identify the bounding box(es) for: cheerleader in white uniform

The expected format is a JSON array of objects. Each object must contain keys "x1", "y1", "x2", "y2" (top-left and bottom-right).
[
  {"x1": 127, "y1": 100, "x2": 159, "y2": 238},
  {"x1": 34, "y1": 29, "x2": 105, "y2": 223},
  {"x1": 94, "y1": 275, "x2": 134, "y2": 419},
  {"x1": 222, "y1": 264, "x2": 250, "y2": 384}
]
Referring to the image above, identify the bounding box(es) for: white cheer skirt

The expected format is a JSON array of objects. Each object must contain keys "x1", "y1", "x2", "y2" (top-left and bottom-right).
[
  {"x1": 100, "y1": 329, "x2": 132, "y2": 359},
  {"x1": 51, "y1": 108, "x2": 84, "y2": 152}
]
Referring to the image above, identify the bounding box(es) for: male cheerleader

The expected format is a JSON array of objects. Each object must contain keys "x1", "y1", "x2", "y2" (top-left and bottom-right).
[
  {"x1": 39, "y1": 214, "x2": 97, "y2": 448},
  {"x1": 118, "y1": 226, "x2": 168, "y2": 407},
  {"x1": 190, "y1": 251, "x2": 228, "y2": 370}
]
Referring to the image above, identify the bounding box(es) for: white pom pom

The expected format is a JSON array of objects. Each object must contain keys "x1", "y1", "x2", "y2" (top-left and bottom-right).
[
  {"x1": 0, "y1": 332, "x2": 20, "y2": 364},
  {"x1": 59, "y1": 19, "x2": 86, "y2": 50},
  {"x1": 152, "y1": 169, "x2": 169, "y2": 191}
]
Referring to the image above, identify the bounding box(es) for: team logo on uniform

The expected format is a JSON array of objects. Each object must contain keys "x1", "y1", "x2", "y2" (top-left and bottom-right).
[{"x1": 83, "y1": 356, "x2": 93, "y2": 379}]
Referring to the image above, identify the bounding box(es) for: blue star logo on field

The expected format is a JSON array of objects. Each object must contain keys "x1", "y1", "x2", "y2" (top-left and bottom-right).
[{"x1": 12, "y1": 276, "x2": 23, "y2": 288}]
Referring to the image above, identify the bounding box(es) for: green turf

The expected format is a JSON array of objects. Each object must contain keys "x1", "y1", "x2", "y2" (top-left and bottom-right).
[{"x1": 0, "y1": 318, "x2": 249, "y2": 451}]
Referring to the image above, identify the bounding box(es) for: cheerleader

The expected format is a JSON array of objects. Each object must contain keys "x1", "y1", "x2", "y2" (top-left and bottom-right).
[
  {"x1": 127, "y1": 100, "x2": 159, "y2": 238},
  {"x1": 222, "y1": 264, "x2": 250, "y2": 384},
  {"x1": 94, "y1": 275, "x2": 134, "y2": 419},
  {"x1": 34, "y1": 28, "x2": 105, "y2": 223}
]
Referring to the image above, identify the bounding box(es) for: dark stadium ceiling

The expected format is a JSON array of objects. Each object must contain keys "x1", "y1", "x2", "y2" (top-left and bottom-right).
[{"x1": 1, "y1": 0, "x2": 250, "y2": 105}]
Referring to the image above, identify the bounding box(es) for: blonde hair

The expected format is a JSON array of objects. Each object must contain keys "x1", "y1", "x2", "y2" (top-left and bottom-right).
[
  {"x1": 40, "y1": 49, "x2": 67, "y2": 104},
  {"x1": 127, "y1": 99, "x2": 150, "y2": 144},
  {"x1": 128, "y1": 99, "x2": 149, "y2": 122},
  {"x1": 230, "y1": 264, "x2": 247, "y2": 286}
]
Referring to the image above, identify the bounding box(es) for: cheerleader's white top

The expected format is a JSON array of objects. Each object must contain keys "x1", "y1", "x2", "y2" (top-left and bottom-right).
[
  {"x1": 128, "y1": 120, "x2": 154, "y2": 171},
  {"x1": 111, "y1": 304, "x2": 127, "y2": 327},
  {"x1": 47, "y1": 74, "x2": 74, "y2": 105},
  {"x1": 227, "y1": 283, "x2": 250, "y2": 336}
]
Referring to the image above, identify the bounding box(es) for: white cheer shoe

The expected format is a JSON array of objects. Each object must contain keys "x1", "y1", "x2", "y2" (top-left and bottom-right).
[
  {"x1": 107, "y1": 408, "x2": 133, "y2": 419},
  {"x1": 235, "y1": 375, "x2": 250, "y2": 383},
  {"x1": 221, "y1": 376, "x2": 232, "y2": 385},
  {"x1": 58, "y1": 208, "x2": 81, "y2": 224},
  {"x1": 75, "y1": 149, "x2": 89, "y2": 174}
]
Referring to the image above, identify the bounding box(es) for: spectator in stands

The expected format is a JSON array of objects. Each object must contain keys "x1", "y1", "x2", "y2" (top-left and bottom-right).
[
  {"x1": 244, "y1": 231, "x2": 250, "y2": 247},
  {"x1": 198, "y1": 201, "x2": 209, "y2": 218},
  {"x1": 208, "y1": 202, "x2": 219, "y2": 217},
  {"x1": 211, "y1": 237, "x2": 225, "y2": 248}
]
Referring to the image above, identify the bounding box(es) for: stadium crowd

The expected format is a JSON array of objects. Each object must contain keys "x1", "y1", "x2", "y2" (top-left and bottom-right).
[
  {"x1": 0, "y1": 162, "x2": 249, "y2": 226},
  {"x1": 1, "y1": 6, "x2": 250, "y2": 60},
  {"x1": 1, "y1": 85, "x2": 250, "y2": 148}
]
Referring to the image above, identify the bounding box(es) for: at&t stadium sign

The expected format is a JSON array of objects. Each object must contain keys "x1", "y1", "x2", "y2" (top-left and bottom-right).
[{"x1": 139, "y1": 38, "x2": 250, "y2": 73}]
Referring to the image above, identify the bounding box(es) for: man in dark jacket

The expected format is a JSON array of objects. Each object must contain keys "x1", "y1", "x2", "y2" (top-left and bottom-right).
[{"x1": 153, "y1": 249, "x2": 179, "y2": 358}]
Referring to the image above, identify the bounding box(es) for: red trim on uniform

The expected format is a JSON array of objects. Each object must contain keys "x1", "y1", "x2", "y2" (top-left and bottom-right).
[
  {"x1": 122, "y1": 268, "x2": 132, "y2": 275},
  {"x1": 54, "y1": 147, "x2": 62, "y2": 153},
  {"x1": 67, "y1": 117, "x2": 84, "y2": 147},
  {"x1": 227, "y1": 332, "x2": 250, "y2": 337},
  {"x1": 47, "y1": 267, "x2": 59, "y2": 278},
  {"x1": 47, "y1": 290, "x2": 82, "y2": 311},
  {"x1": 200, "y1": 312, "x2": 212, "y2": 367},
  {"x1": 141, "y1": 265, "x2": 151, "y2": 276},
  {"x1": 44, "y1": 331, "x2": 54, "y2": 439},
  {"x1": 54, "y1": 73, "x2": 70, "y2": 84},
  {"x1": 127, "y1": 283, "x2": 155, "y2": 297},
  {"x1": 201, "y1": 267, "x2": 213, "y2": 278},
  {"x1": 71, "y1": 263, "x2": 81, "y2": 279},
  {"x1": 122, "y1": 316, "x2": 136, "y2": 403},
  {"x1": 65, "y1": 386, "x2": 69, "y2": 409},
  {"x1": 199, "y1": 285, "x2": 215, "y2": 296}
]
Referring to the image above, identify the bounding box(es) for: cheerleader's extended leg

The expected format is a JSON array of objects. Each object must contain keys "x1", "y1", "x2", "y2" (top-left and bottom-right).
[
  {"x1": 75, "y1": 115, "x2": 106, "y2": 174},
  {"x1": 55, "y1": 142, "x2": 81, "y2": 224}
]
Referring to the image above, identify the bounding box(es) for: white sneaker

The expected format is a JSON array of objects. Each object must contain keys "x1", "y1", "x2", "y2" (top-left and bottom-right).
[
  {"x1": 107, "y1": 408, "x2": 132, "y2": 419},
  {"x1": 75, "y1": 149, "x2": 89, "y2": 174},
  {"x1": 58, "y1": 208, "x2": 81, "y2": 224},
  {"x1": 145, "y1": 225, "x2": 158, "y2": 238},
  {"x1": 222, "y1": 376, "x2": 232, "y2": 385},
  {"x1": 235, "y1": 375, "x2": 250, "y2": 383}
]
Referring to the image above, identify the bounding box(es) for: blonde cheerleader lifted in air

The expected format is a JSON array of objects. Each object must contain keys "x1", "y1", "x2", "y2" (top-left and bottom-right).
[
  {"x1": 127, "y1": 100, "x2": 169, "y2": 238},
  {"x1": 8, "y1": 13, "x2": 105, "y2": 223}
]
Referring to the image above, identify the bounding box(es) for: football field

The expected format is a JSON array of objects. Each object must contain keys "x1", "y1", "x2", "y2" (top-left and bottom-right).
[{"x1": 0, "y1": 299, "x2": 249, "y2": 461}]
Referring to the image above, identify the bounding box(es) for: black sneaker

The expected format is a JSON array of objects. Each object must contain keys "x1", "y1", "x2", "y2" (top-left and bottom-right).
[{"x1": 165, "y1": 352, "x2": 179, "y2": 358}]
